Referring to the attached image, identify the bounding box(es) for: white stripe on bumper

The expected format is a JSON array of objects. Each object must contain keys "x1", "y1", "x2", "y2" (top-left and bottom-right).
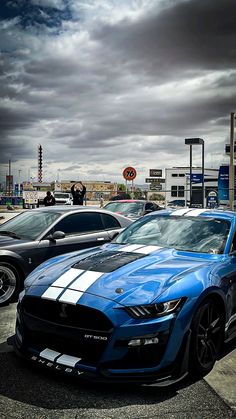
[
  {"x1": 40, "y1": 348, "x2": 61, "y2": 362},
  {"x1": 56, "y1": 354, "x2": 81, "y2": 367}
]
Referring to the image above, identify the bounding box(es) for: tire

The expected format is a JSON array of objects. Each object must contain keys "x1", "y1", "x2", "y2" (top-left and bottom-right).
[
  {"x1": 189, "y1": 298, "x2": 224, "y2": 377},
  {"x1": 0, "y1": 262, "x2": 21, "y2": 306}
]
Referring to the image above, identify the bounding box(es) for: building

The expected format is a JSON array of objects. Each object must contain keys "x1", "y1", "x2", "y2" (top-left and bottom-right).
[
  {"x1": 54, "y1": 181, "x2": 118, "y2": 201},
  {"x1": 165, "y1": 167, "x2": 218, "y2": 207}
]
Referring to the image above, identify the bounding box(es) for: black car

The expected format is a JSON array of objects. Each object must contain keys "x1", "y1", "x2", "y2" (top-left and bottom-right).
[
  {"x1": 104, "y1": 200, "x2": 163, "y2": 220},
  {"x1": 0, "y1": 206, "x2": 132, "y2": 306}
]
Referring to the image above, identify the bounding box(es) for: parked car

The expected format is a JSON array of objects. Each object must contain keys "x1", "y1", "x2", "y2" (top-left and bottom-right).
[
  {"x1": 12, "y1": 208, "x2": 236, "y2": 385},
  {"x1": 167, "y1": 199, "x2": 186, "y2": 207},
  {"x1": 54, "y1": 192, "x2": 73, "y2": 205},
  {"x1": 104, "y1": 199, "x2": 163, "y2": 220},
  {"x1": 0, "y1": 206, "x2": 131, "y2": 306}
]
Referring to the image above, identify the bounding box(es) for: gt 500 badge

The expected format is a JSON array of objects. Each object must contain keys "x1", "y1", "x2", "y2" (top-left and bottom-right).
[
  {"x1": 31, "y1": 355, "x2": 84, "y2": 376},
  {"x1": 84, "y1": 334, "x2": 108, "y2": 341}
]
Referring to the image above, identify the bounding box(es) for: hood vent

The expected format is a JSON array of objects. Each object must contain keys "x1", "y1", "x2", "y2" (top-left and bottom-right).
[{"x1": 73, "y1": 250, "x2": 145, "y2": 273}]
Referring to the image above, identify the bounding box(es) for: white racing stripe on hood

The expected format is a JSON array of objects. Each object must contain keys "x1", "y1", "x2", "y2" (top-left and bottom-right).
[
  {"x1": 50, "y1": 268, "x2": 84, "y2": 287},
  {"x1": 118, "y1": 244, "x2": 162, "y2": 254},
  {"x1": 42, "y1": 269, "x2": 104, "y2": 304},
  {"x1": 186, "y1": 208, "x2": 209, "y2": 216},
  {"x1": 58, "y1": 289, "x2": 83, "y2": 304},
  {"x1": 68, "y1": 271, "x2": 104, "y2": 292},
  {"x1": 56, "y1": 354, "x2": 81, "y2": 367},
  {"x1": 41, "y1": 286, "x2": 64, "y2": 301},
  {"x1": 132, "y1": 245, "x2": 162, "y2": 254},
  {"x1": 118, "y1": 244, "x2": 146, "y2": 252},
  {"x1": 40, "y1": 348, "x2": 61, "y2": 362}
]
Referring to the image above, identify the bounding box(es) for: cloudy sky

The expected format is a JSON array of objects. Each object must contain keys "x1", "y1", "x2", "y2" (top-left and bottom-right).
[{"x1": 0, "y1": 0, "x2": 236, "y2": 185}]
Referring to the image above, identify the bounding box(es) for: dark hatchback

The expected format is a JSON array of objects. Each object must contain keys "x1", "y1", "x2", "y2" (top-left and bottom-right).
[{"x1": 0, "y1": 206, "x2": 132, "y2": 306}]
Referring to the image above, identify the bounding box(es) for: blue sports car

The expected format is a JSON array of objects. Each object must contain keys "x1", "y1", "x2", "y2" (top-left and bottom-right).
[{"x1": 12, "y1": 208, "x2": 236, "y2": 386}]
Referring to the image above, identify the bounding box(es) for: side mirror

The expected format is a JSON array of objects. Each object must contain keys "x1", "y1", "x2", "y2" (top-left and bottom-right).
[{"x1": 47, "y1": 231, "x2": 65, "y2": 241}]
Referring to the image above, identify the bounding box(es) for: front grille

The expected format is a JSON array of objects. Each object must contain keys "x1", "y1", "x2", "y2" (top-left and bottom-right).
[
  {"x1": 23, "y1": 296, "x2": 113, "y2": 332},
  {"x1": 25, "y1": 327, "x2": 108, "y2": 363}
]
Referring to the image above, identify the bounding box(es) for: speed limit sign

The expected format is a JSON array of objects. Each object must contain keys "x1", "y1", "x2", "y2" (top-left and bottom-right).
[{"x1": 123, "y1": 166, "x2": 137, "y2": 181}]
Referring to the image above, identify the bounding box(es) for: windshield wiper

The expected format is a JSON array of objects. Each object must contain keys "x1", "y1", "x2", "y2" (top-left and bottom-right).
[{"x1": 0, "y1": 230, "x2": 22, "y2": 239}]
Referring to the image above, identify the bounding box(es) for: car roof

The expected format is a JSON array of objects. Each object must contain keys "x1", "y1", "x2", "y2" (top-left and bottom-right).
[
  {"x1": 26, "y1": 205, "x2": 132, "y2": 220},
  {"x1": 150, "y1": 207, "x2": 236, "y2": 222},
  {"x1": 105, "y1": 200, "x2": 147, "y2": 203}
]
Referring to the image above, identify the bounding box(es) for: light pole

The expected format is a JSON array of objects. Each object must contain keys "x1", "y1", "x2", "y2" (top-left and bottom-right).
[
  {"x1": 185, "y1": 138, "x2": 205, "y2": 208},
  {"x1": 18, "y1": 169, "x2": 21, "y2": 196},
  {"x1": 229, "y1": 112, "x2": 235, "y2": 211}
]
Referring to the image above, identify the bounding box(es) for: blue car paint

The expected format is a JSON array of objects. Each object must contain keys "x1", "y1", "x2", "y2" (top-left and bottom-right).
[{"x1": 13, "y1": 209, "x2": 236, "y2": 384}]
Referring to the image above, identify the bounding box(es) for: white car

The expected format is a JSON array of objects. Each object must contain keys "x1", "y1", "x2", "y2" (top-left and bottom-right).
[{"x1": 54, "y1": 192, "x2": 73, "y2": 205}]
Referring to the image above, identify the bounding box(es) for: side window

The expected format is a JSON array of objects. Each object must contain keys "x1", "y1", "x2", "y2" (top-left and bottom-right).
[
  {"x1": 171, "y1": 186, "x2": 178, "y2": 197},
  {"x1": 102, "y1": 213, "x2": 121, "y2": 230},
  {"x1": 52, "y1": 212, "x2": 104, "y2": 235}
]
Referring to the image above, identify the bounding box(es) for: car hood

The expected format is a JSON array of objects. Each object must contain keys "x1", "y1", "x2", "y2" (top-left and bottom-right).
[
  {"x1": 0, "y1": 235, "x2": 28, "y2": 248},
  {"x1": 27, "y1": 243, "x2": 218, "y2": 306}
]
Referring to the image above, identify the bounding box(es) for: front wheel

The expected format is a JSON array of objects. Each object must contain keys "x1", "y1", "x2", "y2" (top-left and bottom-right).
[
  {"x1": 189, "y1": 299, "x2": 225, "y2": 377},
  {"x1": 0, "y1": 262, "x2": 21, "y2": 306}
]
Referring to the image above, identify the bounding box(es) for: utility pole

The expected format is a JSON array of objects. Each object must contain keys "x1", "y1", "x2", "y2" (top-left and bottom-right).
[
  {"x1": 8, "y1": 159, "x2": 11, "y2": 196},
  {"x1": 18, "y1": 169, "x2": 21, "y2": 196},
  {"x1": 229, "y1": 112, "x2": 235, "y2": 211}
]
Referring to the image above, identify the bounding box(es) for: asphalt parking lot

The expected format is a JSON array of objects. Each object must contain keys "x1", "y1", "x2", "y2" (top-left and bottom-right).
[
  {"x1": 0, "y1": 209, "x2": 236, "y2": 418},
  {"x1": 1, "y1": 303, "x2": 236, "y2": 418}
]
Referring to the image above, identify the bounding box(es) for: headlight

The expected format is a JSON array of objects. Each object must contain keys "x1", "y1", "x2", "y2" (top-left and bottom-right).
[{"x1": 125, "y1": 298, "x2": 184, "y2": 319}]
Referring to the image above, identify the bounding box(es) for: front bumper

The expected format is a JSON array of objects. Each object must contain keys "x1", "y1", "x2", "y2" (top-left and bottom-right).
[{"x1": 13, "y1": 296, "x2": 191, "y2": 386}]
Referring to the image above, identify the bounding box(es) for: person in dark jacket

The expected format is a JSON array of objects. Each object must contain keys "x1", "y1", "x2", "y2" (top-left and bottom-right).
[
  {"x1": 71, "y1": 181, "x2": 86, "y2": 205},
  {"x1": 43, "y1": 191, "x2": 56, "y2": 206}
]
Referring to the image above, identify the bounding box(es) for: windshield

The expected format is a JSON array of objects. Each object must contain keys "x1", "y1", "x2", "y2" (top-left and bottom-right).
[
  {"x1": 0, "y1": 211, "x2": 60, "y2": 240},
  {"x1": 116, "y1": 215, "x2": 230, "y2": 254},
  {"x1": 105, "y1": 201, "x2": 144, "y2": 217}
]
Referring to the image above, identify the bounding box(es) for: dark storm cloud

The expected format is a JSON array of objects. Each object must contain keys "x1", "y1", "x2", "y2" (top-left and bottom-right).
[
  {"x1": 95, "y1": 0, "x2": 236, "y2": 77},
  {"x1": 0, "y1": 0, "x2": 234, "y2": 183}
]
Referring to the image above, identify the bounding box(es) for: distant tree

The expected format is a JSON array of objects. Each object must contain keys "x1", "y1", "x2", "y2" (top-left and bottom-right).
[
  {"x1": 117, "y1": 183, "x2": 126, "y2": 192},
  {"x1": 133, "y1": 188, "x2": 143, "y2": 199},
  {"x1": 149, "y1": 193, "x2": 165, "y2": 201}
]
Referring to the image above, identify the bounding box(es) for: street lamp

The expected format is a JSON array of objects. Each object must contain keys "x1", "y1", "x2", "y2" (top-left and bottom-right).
[
  {"x1": 185, "y1": 138, "x2": 205, "y2": 208},
  {"x1": 229, "y1": 112, "x2": 235, "y2": 211}
]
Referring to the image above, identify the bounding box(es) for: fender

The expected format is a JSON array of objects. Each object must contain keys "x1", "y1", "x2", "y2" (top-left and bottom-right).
[{"x1": 0, "y1": 249, "x2": 30, "y2": 277}]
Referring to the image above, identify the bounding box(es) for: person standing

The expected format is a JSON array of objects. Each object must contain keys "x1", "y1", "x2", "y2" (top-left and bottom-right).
[
  {"x1": 71, "y1": 181, "x2": 86, "y2": 205},
  {"x1": 43, "y1": 191, "x2": 56, "y2": 206}
]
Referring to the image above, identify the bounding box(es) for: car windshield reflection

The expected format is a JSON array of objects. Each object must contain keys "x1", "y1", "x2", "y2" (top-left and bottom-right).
[
  {"x1": 0, "y1": 211, "x2": 60, "y2": 240},
  {"x1": 105, "y1": 202, "x2": 144, "y2": 216},
  {"x1": 116, "y1": 215, "x2": 230, "y2": 254}
]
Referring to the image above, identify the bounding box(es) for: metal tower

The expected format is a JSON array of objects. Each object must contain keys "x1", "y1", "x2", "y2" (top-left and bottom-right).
[{"x1": 38, "y1": 144, "x2": 43, "y2": 183}]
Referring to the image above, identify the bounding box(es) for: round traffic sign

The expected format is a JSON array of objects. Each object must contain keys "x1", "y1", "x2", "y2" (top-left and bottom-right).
[{"x1": 123, "y1": 166, "x2": 137, "y2": 181}]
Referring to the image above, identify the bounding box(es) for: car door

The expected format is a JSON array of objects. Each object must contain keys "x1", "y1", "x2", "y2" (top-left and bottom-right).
[{"x1": 37, "y1": 211, "x2": 110, "y2": 262}]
